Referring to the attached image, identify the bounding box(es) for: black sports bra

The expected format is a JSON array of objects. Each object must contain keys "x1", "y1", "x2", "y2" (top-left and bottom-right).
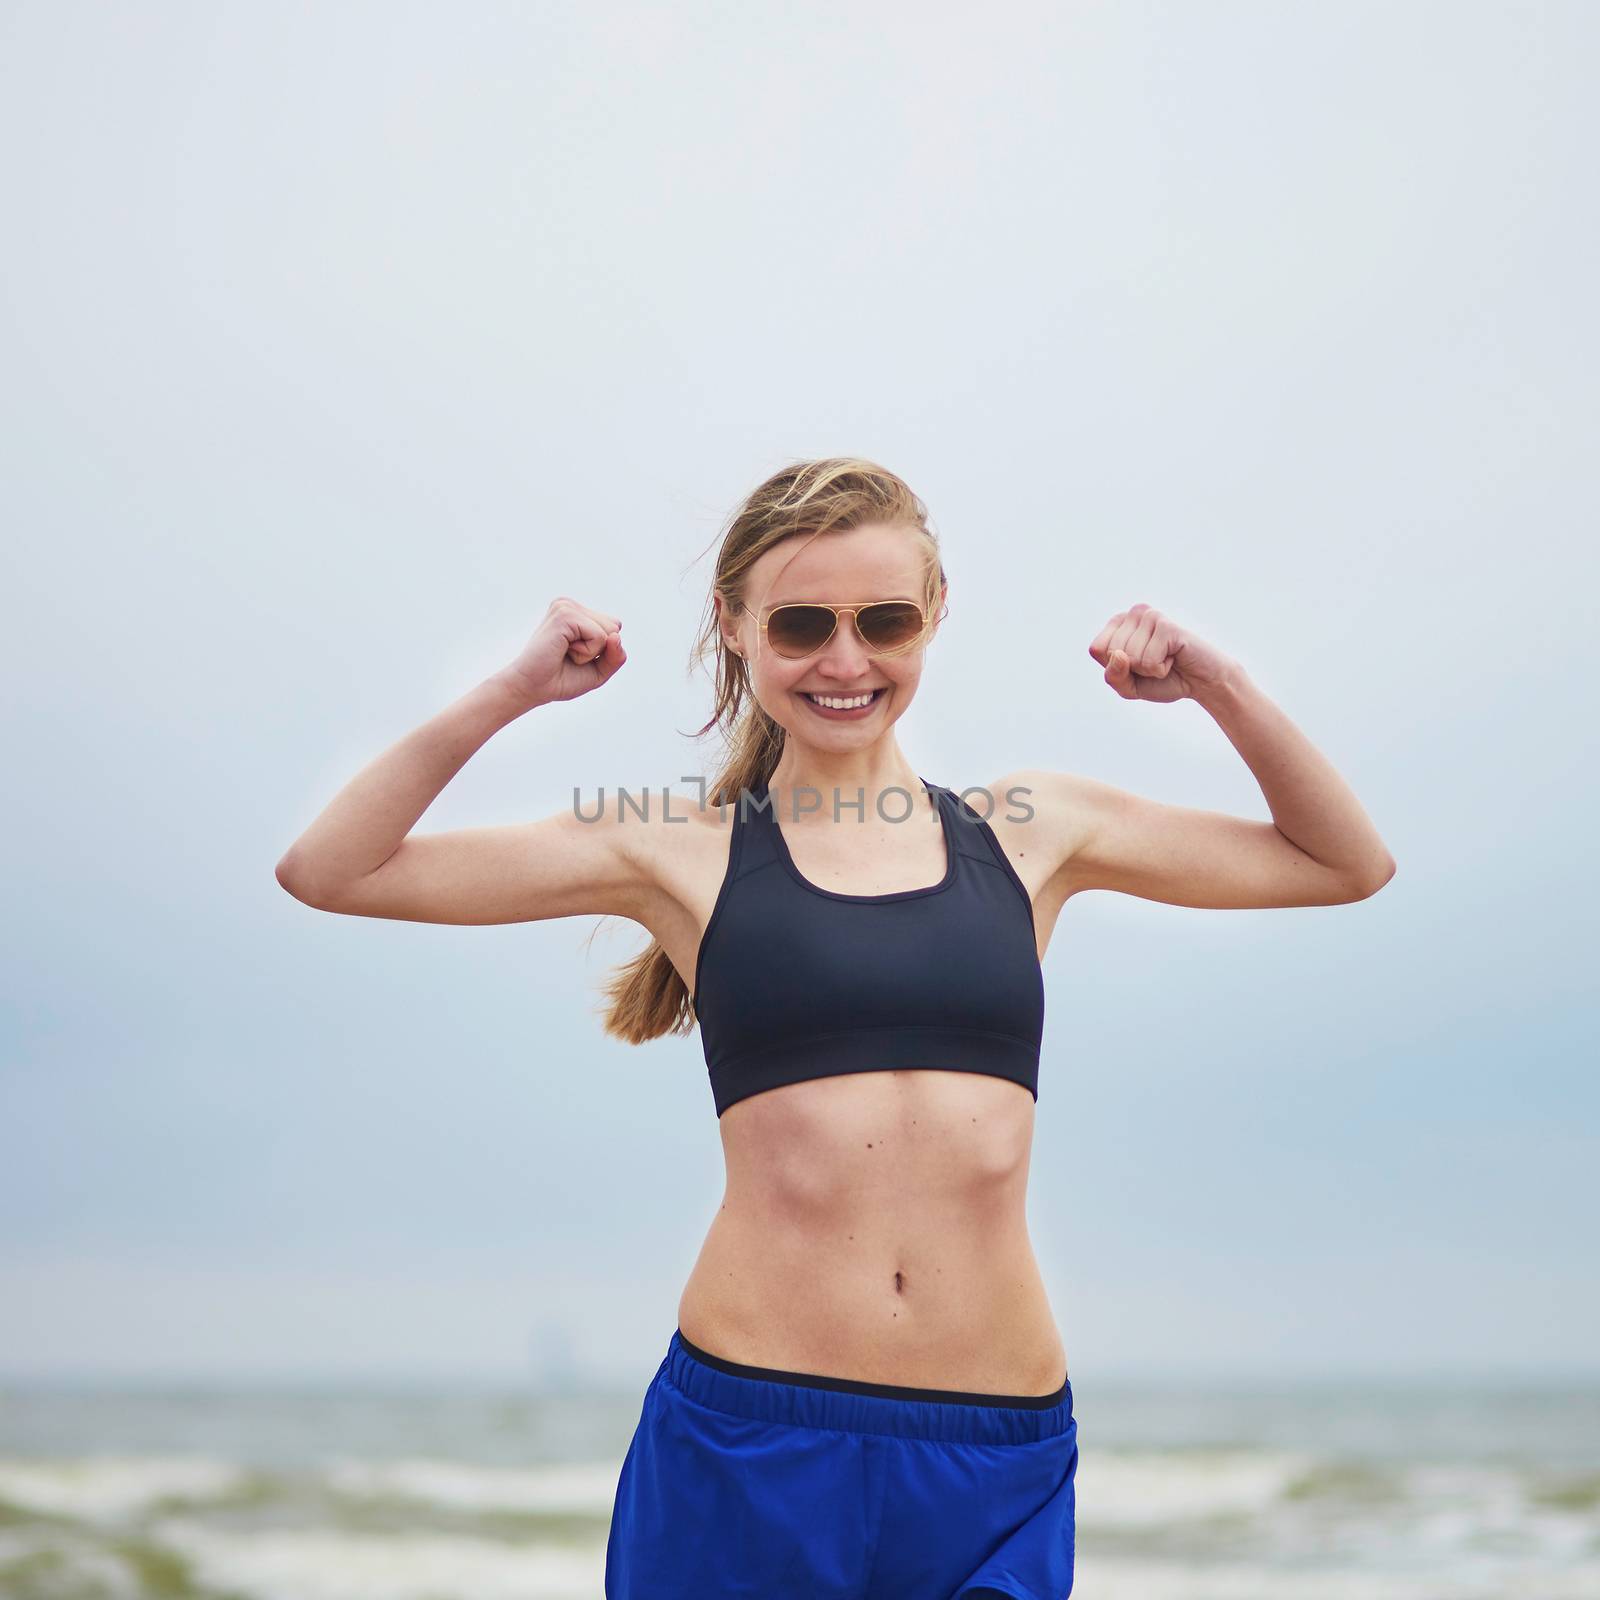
[{"x1": 691, "y1": 777, "x2": 1045, "y2": 1118}]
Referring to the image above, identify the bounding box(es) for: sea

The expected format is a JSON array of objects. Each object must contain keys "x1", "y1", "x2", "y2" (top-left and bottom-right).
[{"x1": 1, "y1": 1372, "x2": 1596, "y2": 1599}]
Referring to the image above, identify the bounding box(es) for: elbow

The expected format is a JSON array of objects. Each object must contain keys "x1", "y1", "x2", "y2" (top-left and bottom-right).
[
  {"x1": 275, "y1": 853, "x2": 325, "y2": 908},
  {"x1": 1349, "y1": 854, "x2": 1398, "y2": 900}
]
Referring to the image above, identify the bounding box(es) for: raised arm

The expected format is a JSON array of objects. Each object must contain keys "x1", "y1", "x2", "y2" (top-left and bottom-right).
[
  {"x1": 1012, "y1": 603, "x2": 1397, "y2": 912},
  {"x1": 1020, "y1": 766, "x2": 1389, "y2": 911},
  {"x1": 274, "y1": 598, "x2": 643, "y2": 926}
]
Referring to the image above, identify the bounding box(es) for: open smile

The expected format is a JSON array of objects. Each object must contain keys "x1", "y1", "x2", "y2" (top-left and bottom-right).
[{"x1": 799, "y1": 687, "x2": 887, "y2": 717}]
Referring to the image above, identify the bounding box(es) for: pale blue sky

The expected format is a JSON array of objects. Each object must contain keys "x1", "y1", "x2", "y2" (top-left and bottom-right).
[{"x1": 3, "y1": 0, "x2": 1595, "y2": 1386}]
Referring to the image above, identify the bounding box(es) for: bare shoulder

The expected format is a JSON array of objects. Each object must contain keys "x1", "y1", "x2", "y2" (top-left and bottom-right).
[
  {"x1": 621, "y1": 784, "x2": 741, "y2": 898},
  {"x1": 618, "y1": 784, "x2": 746, "y2": 993},
  {"x1": 928, "y1": 771, "x2": 1085, "y2": 962},
  {"x1": 950, "y1": 769, "x2": 1087, "y2": 898}
]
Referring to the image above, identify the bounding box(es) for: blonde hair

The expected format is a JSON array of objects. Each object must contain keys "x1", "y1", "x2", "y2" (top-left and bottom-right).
[{"x1": 593, "y1": 455, "x2": 947, "y2": 1045}]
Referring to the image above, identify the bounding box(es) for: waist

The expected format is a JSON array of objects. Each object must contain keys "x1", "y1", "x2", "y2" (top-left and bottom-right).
[
  {"x1": 667, "y1": 1330, "x2": 1074, "y2": 1441},
  {"x1": 678, "y1": 1190, "x2": 1066, "y2": 1395}
]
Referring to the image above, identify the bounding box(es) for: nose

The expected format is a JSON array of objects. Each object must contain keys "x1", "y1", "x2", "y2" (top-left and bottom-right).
[{"x1": 815, "y1": 611, "x2": 877, "y2": 674}]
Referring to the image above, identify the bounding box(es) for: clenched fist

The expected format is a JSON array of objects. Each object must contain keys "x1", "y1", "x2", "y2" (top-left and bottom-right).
[
  {"x1": 1088, "y1": 603, "x2": 1240, "y2": 704},
  {"x1": 497, "y1": 597, "x2": 626, "y2": 708}
]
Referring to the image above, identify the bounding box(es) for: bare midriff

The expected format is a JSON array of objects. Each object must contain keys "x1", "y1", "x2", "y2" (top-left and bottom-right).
[{"x1": 676, "y1": 1064, "x2": 1069, "y2": 1397}]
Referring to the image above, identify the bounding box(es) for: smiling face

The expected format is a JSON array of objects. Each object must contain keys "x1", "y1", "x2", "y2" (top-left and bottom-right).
[{"x1": 718, "y1": 521, "x2": 947, "y2": 751}]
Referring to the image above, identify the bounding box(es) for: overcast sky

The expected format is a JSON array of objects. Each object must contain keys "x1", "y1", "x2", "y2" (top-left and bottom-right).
[{"x1": 3, "y1": 0, "x2": 1595, "y2": 1387}]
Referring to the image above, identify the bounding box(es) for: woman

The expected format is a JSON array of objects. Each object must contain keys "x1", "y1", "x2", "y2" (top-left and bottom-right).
[{"x1": 275, "y1": 457, "x2": 1396, "y2": 1599}]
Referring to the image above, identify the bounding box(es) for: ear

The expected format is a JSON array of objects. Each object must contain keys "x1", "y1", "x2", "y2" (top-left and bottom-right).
[{"x1": 715, "y1": 595, "x2": 745, "y2": 658}]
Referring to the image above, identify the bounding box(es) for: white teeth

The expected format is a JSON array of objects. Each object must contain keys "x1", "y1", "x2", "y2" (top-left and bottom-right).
[{"x1": 805, "y1": 691, "x2": 878, "y2": 710}]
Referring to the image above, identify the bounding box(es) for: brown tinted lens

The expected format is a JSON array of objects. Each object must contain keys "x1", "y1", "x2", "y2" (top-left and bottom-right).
[
  {"x1": 766, "y1": 605, "x2": 838, "y2": 657},
  {"x1": 857, "y1": 602, "x2": 927, "y2": 652}
]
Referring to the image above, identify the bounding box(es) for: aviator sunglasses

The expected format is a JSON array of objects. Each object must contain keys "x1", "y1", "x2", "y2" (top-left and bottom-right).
[{"x1": 738, "y1": 598, "x2": 948, "y2": 659}]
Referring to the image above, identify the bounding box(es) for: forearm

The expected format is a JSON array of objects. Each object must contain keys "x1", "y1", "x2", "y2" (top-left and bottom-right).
[
  {"x1": 1193, "y1": 669, "x2": 1396, "y2": 890},
  {"x1": 275, "y1": 673, "x2": 538, "y2": 899}
]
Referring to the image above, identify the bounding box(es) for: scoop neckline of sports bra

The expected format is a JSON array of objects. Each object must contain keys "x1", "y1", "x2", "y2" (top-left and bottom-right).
[{"x1": 755, "y1": 776, "x2": 958, "y2": 904}]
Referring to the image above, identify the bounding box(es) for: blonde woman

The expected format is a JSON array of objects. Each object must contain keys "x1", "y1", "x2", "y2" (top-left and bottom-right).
[{"x1": 276, "y1": 458, "x2": 1396, "y2": 1599}]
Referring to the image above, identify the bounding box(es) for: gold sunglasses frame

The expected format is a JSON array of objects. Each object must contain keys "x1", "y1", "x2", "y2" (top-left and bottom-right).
[{"x1": 739, "y1": 598, "x2": 949, "y2": 660}]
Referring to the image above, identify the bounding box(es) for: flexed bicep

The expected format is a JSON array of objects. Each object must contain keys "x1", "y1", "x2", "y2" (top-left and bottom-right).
[{"x1": 289, "y1": 803, "x2": 657, "y2": 926}]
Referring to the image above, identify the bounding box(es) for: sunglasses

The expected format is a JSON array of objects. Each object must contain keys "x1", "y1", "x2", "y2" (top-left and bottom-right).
[{"x1": 741, "y1": 598, "x2": 946, "y2": 660}]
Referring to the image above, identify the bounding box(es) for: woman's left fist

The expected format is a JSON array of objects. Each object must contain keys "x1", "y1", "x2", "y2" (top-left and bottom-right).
[{"x1": 1088, "y1": 603, "x2": 1239, "y2": 703}]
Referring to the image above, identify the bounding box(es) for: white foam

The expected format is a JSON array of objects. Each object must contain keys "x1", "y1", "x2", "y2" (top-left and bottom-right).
[
  {"x1": 1077, "y1": 1556, "x2": 1600, "y2": 1599},
  {"x1": 321, "y1": 1456, "x2": 621, "y2": 1516},
  {"x1": 0, "y1": 1454, "x2": 247, "y2": 1520},
  {"x1": 151, "y1": 1520, "x2": 607, "y2": 1600},
  {"x1": 0, "y1": 1528, "x2": 142, "y2": 1597},
  {"x1": 1076, "y1": 1448, "x2": 1311, "y2": 1527},
  {"x1": 1392, "y1": 1463, "x2": 1600, "y2": 1564}
]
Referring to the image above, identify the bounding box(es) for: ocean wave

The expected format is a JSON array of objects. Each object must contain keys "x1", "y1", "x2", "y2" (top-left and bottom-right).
[
  {"x1": 0, "y1": 1455, "x2": 248, "y2": 1521},
  {"x1": 320, "y1": 1456, "x2": 621, "y2": 1518},
  {"x1": 1077, "y1": 1447, "x2": 1314, "y2": 1526},
  {"x1": 151, "y1": 1518, "x2": 607, "y2": 1600},
  {"x1": 1077, "y1": 1555, "x2": 1600, "y2": 1599}
]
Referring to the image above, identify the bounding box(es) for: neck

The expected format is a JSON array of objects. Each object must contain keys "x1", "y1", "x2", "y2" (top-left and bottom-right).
[{"x1": 764, "y1": 748, "x2": 929, "y2": 821}]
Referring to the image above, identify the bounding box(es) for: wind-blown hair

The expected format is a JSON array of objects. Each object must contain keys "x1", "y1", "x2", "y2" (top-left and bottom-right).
[{"x1": 593, "y1": 456, "x2": 947, "y2": 1045}]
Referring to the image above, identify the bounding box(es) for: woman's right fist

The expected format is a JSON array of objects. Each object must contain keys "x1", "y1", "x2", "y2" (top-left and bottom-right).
[{"x1": 496, "y1": 597, "x2": 625, "y2": 707}]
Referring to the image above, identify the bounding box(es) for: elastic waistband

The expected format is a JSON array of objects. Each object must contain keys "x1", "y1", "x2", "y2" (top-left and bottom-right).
[{"x1": 664, "y1": 1329, "x2": 1074, "y2": 1445}]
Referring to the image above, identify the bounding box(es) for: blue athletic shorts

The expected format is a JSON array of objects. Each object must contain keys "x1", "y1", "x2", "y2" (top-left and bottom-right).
[{"x1": 605, "y1": 1328, "x2": 1078, "y2": 1599}]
